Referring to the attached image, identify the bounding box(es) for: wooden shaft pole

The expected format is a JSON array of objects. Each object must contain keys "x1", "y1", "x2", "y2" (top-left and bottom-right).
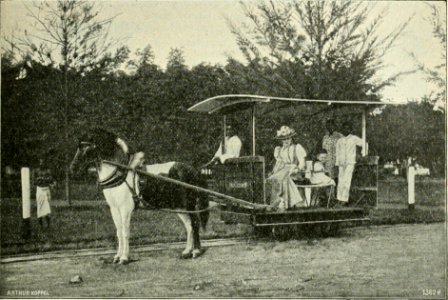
[{"x1": 102, "y1": 160, "x2": 267, "y2": 210}]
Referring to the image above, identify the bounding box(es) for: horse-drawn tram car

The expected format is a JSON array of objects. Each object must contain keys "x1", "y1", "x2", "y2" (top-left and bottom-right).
[
  {"x1": 70, "y1": 94, "x2": 403, "y2": 261},
  {"x1": 78, "y1": 94, "x2": 400, "y2": 261},
  {"x1": 187, "y1": 95, "x2": 390, "y2": 236}
]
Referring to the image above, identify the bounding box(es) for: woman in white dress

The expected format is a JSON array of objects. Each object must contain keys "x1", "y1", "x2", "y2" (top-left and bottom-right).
[{"x1": 267, "y1": 126, "x2": 307, "y2": 211}]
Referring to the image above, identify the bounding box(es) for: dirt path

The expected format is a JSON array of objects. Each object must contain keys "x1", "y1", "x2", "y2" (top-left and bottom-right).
[{"x1": 1, "y1": 223, "x2": 445, "y2": 298}]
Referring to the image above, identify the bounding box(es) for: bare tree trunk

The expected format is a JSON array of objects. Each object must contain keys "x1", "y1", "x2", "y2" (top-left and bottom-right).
[
  {"x1": 64, "y1": 87, "x2": 71, "y2": 205},
  {"x1": 63, "y1": 31, "x2": 71, "y2": 206}
]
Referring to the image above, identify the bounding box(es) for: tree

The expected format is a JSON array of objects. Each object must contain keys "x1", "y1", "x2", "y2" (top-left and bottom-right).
[
  {"x1": 228, "y1": 1, "x2": 410, "y2": 101},
  {"x1": 224, "y1": 1, "x2": 414, "y2": 163},
  {"x1": 369, "y1": 101, "x2": 445, "y2": 176},
  {"x1": 412, "y1": 4, "x2": 446, "y2": 111},
  {"x1": 127, "y1": 44, "x2": 160, "y2": 78},
  {"x1": 166, "y1": 47, "x2": 187, "y2": 72},
  {"x1": 164, "y1": 48, "x2": 190, "y2": 114},
  {"x1": 3, "y1": 0, "x2": 127, "y2": 203}
]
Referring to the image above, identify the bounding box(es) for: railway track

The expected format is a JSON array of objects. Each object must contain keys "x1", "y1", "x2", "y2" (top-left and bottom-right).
[{"x1": 1, "y1": 237, "x2": 250, "y2": 264}]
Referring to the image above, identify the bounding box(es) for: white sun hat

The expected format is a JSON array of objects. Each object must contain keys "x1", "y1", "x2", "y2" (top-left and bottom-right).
[{"x1": 275, "y1": 125, "x2": 296, "y2": 140}]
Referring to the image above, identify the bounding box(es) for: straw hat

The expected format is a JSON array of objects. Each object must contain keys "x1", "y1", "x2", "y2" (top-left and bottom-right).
[{"x1": 275, "y1": 125, "x2": 296, "y2": 140}]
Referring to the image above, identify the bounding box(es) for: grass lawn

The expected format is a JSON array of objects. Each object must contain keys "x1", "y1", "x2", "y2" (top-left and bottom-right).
[
  {"x1": 1, "y1": 179, "x2": 445, "y2": 255},
  {"x1": 0, "y1": 202, "x2": 252, "y2": 255}
]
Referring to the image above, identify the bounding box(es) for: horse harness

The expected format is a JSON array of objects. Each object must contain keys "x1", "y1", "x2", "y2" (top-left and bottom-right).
[
  {"x1": 98, "y1": 156, "x2": 218, "y2": 214},
  {"x1": 98, "y1": 154, "x2": 143, "y2": 210}
]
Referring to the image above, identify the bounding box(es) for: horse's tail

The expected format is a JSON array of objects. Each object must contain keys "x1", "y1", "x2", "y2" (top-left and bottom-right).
[
  {"x1": 199, "y1": 202, "x2": 209, "y2": 231},
  {"x1": 196, "y1": 177, "x2": 209, "y2": 230}
]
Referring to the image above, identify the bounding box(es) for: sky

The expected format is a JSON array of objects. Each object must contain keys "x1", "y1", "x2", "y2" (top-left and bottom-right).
[{"x1": 1, "y1": 0, "x2": 446, "y2": 103}]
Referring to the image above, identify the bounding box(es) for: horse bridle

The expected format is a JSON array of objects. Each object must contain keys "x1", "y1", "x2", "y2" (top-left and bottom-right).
[{"x1": 71, "y1": 141, "x2": 101, "y2": 172}]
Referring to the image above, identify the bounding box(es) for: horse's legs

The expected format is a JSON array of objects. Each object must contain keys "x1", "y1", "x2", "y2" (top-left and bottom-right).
[
  {"x1": 109, "y1": 206, "x2": 123, "y2": 263},
  {"x1": 191, "y1": 214, "x2": 202, "y2": 258},
  {"x1": 119, "y1": 202, "x2": 133, "y2": 264},
  {"x1": 177, "y1": 213, "x2": 193, "y2": 258}
]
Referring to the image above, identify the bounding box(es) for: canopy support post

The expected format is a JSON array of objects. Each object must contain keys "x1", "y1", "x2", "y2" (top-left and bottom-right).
[
  {"x1": 251, "y1": 105, "x2": 256, "y2": 156},
  {"x1": 362, "y1": 107, "x2": 367, "y2": 156},
  {"x1": 222, "y1": 115, "x2": 227, "y2": 154}
]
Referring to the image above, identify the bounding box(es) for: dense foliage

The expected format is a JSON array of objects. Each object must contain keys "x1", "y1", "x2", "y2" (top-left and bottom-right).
[
  {"x1": 228, "y1": 1, "x2": 410, "y2": 100},
  {"x1": 412, "y1": 4, "x2": 446, "y2": 111},
  {"x1": 1, "y1": 0, "x2": 445, "y2": 186},
  {"x1": 368, "y1": 101, "x2": 445, "y2": 176},
  {"x1": 1, "y1": 52, "x2": 445, "y2": 179}
]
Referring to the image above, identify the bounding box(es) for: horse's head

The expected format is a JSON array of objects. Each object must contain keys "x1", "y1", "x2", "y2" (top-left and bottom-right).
[
  {"x1": 70, "y1": 128, "x2": 118, "y2": 174},
  {"x1": 70, "y1": 134, "x2": 98, "y2": 175}
]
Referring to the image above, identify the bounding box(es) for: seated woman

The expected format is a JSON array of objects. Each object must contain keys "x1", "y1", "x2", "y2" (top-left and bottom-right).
[{"x1": 267, "y1": 126, "x2": 307, "y2": 211}]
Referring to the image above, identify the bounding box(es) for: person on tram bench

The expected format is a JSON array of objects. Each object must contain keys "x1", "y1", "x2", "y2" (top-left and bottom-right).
[
  {"x1": 310, "y1": 149, "x2": 335, "y2": 186},
  {"x1": 333, "y1": 120, "x2": 364, "y2": 207},
  {"x1": 310, "y1": 149, "x2": 336, "y2": 207},
  {"x1": 322, "y1": 118, "x2": 343, "y2": 181},
  {"x1": 267, "y1": 125, "x2": 307, "y2": 212},
  {"x1": 210, "y1": 123, "x2": 242, "y2": 164}
]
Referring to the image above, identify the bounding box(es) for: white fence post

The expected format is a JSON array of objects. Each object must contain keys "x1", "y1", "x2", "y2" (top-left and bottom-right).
[
  {"x1": 21, "y1": 167, "x2": 32, "y2": 238},
  {"x1": 408, "y1": 166, "x2": 415, "y2": 210}
]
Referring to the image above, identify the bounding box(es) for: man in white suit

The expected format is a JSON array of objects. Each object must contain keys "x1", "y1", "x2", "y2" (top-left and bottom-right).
[
  {"x1": 211, "y1": 123, "x2": 242, "y2": 164},
  {"x1": 335, "y1": 121, "x2": 364, "y2": 206}
]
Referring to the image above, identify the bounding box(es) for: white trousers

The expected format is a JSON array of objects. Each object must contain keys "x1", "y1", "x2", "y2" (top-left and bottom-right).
[{"x1": 337, "y1": 164, "x2": 355, "y2": 202}]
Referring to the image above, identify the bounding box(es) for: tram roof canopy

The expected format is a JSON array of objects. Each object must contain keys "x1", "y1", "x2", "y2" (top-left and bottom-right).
[{"x1": 187, "y1": 94, "x2": 405, "y2": 115}]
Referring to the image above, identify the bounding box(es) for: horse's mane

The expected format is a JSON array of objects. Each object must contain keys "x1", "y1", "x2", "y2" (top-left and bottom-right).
[{"x1": 80, "y1": 128, "x2": 119, "y2": 159}]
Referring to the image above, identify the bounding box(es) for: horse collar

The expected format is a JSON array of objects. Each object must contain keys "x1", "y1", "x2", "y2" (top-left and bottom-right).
[{"x1": 98, "y1": 156, "x2": 131, "y2": 190}]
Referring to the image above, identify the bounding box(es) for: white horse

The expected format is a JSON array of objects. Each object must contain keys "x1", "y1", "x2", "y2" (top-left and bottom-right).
[{"x1": 70, "y1": 128, "x2": 209, "y2": 263}]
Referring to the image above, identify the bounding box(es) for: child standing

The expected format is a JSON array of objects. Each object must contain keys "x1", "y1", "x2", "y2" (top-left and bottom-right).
[{"x1": 34, "y1": 158, "x2": 55, "y2": 228}]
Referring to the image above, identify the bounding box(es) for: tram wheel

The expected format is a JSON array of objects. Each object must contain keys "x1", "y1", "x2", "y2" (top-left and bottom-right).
[{"x1": 272, "y1": 226, "x2": 295, "y2": 241}]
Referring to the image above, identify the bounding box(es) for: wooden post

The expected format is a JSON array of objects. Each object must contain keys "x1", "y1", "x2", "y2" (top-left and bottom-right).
[
  {"x1": 408, "y1": 165, "x2": 415, "y2": 210},
  {"x1": 21, "y1": 167, "x2": 31, "y2": 239},
  {"x1": 362, "y1": 107, "x2": 367, "y2": 156}
]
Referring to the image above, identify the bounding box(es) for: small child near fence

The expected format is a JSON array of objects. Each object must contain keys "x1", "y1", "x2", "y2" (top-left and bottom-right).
[{"x1": 34, "y1": 158, "x2": 56, "y2": 228}]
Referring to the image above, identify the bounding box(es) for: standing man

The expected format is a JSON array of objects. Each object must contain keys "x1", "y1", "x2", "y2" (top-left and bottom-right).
[
  {"x1": 34, "y1": 157, "x2": 55, "y2": 228},
  {"x1": 334, "y1": 121, "x2": 364, "y2": 206},
  {"x1": 322, "y1": 119, "x2": 343, "y2": 180},
  {"x1": 210, "y1": 123, "x2": 242, "y2": 164}
]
